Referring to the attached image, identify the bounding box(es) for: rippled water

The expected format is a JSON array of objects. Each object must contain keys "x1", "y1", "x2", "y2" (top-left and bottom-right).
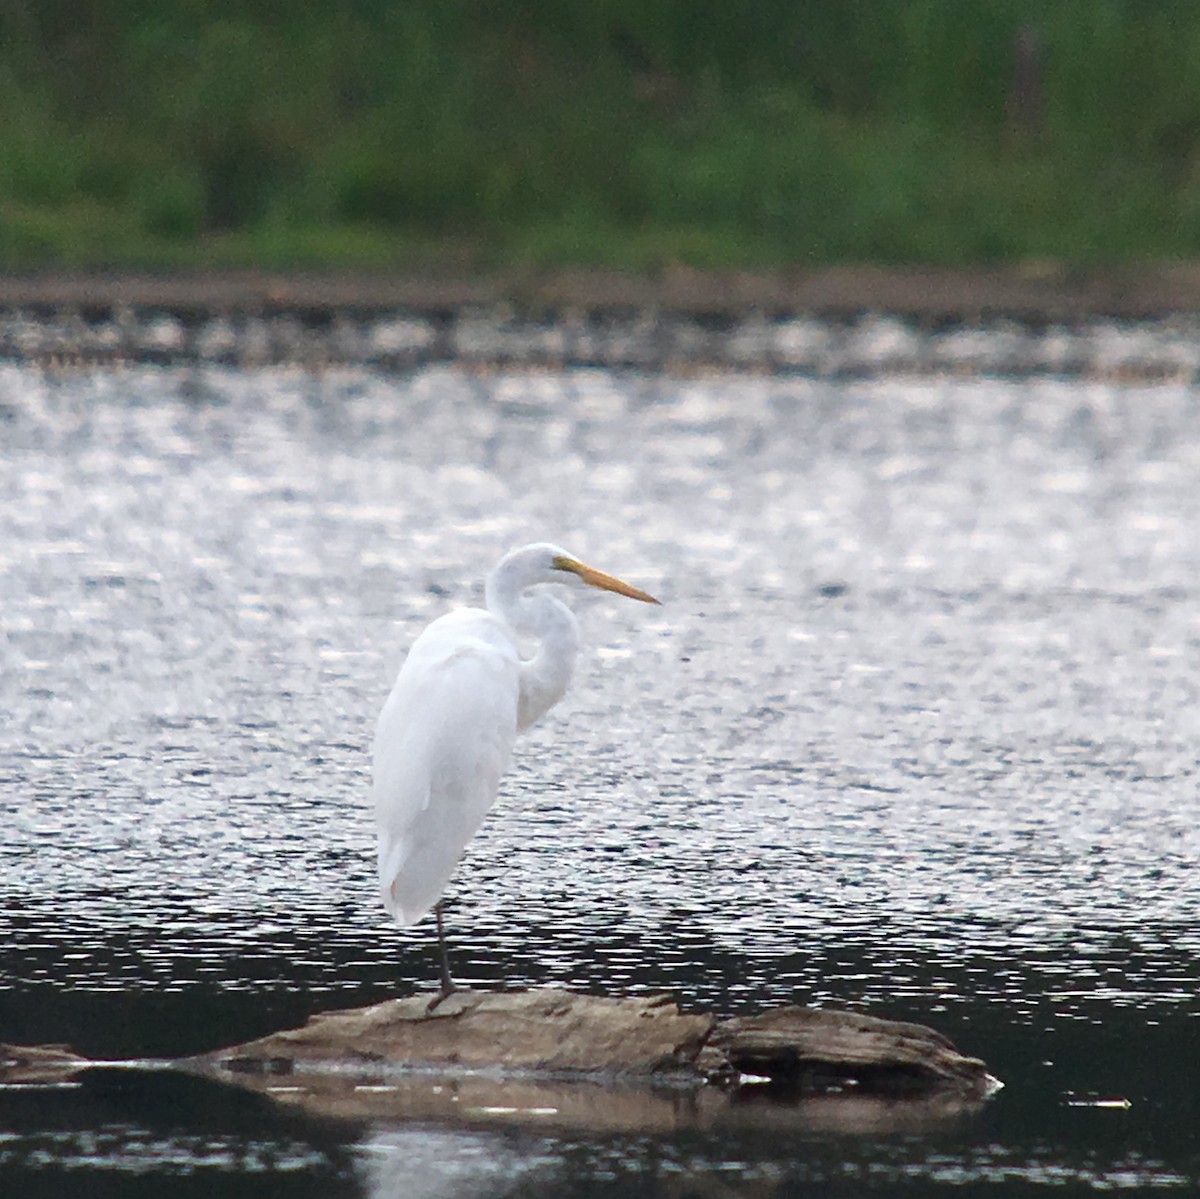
[{"x1": 2, "y1": 361, "x2": 1199, "y2": 1195}]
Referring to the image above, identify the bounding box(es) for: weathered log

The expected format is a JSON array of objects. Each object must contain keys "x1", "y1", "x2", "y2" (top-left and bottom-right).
[
  {"x1": 199, "y1": 988, "x2": 715, "y2": 1080},
  {"x1": 2, "y1": 988, "x2": 999, "y2": 1132},
  {"x1": 0, "y1": 1042, "x2": 93, "y2": 1085},
  {"x1": 716, "y1": 1006, "x2": 987, "y2": 1096}
]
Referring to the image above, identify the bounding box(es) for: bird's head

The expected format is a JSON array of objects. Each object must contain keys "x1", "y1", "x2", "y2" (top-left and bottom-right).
[
  {"x1": 492, "y1": 542, "x2": 660, "y2": 605},
  {"x1": 550, "y1": 550, "x2": 660, "y2": 605}
]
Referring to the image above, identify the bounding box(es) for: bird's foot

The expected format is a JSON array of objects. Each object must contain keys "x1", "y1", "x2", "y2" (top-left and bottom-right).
[{"x1": 425, "y1": 983, "x2": 459, "y2": 1014}]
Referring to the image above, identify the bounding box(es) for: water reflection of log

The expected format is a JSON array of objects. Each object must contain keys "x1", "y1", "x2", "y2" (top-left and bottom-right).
[
  {"x1": 2, "y1": 988, "x2": 1000, "y2": 1133},
  {"x1": 191, "y1": 1070, "x2": 991, "y2": 1135}
]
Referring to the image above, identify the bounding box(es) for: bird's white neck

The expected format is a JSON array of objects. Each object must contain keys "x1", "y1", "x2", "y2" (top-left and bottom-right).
[{"x1": 486, "y1": 573, "x2": 580, "y2": 732}]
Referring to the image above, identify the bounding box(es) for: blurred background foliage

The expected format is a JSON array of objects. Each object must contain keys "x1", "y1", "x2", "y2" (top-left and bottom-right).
[{"x1": 2, "y1": 0, "x2": 1200, "y2": 270}]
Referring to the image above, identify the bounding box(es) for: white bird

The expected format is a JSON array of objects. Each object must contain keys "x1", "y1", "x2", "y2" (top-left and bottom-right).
[{"x1": 372, "y1": 543, "x2": 659, "y2": 997}]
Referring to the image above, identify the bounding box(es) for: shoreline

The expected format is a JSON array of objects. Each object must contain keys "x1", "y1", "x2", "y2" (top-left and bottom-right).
[
  {"x1": 7, "y1": 263, "x2": 1200, "y2": 322},
  {"x1": 5, "y1": 266, "x2": 1200, "y2": 377}
]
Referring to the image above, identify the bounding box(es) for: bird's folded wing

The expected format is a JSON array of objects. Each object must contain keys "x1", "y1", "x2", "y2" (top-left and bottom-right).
[{"x1": 372, "y1": 615, "x2": 520, "y2": 925}]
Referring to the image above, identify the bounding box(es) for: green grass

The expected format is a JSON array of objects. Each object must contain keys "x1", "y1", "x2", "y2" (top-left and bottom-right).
[{"x1": 3, "y1": 1, "x2": 1200, "y2": 271}]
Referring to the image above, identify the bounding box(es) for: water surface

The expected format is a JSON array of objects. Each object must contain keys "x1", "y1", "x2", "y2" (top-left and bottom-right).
[{"x1": 2, "y1": 362, "x2": 1198, "y2": 1194}]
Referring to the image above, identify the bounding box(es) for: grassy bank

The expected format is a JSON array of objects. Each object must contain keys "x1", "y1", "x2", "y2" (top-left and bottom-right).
[{"x1": 3, "y1": 2, "x2": 1200, "y2": 271}]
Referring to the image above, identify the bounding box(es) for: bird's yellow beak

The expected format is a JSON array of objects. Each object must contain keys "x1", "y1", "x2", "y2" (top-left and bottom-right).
[{"x1": 553, "y1": 555, "x2": 660, "y2": 604}]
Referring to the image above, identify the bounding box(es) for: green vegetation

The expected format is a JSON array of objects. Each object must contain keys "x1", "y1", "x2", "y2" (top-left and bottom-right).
[{"x1": 3, "y1": 1, "x2": 1200, "y2": 271}]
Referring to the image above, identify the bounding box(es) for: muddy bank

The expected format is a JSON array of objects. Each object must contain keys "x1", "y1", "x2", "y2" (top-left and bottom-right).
[{"x1": 3, "y1": 266, "x2": 1200, "y2": 376}]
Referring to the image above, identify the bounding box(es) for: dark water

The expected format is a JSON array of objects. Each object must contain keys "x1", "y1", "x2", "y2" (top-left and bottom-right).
[{"x1": 2, "y1": 362, "x2": 1198, "y2": 1195}]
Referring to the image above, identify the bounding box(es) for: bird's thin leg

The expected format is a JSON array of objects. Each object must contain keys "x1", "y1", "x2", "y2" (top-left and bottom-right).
[{"x1": 427, "y1": 900, "x2": 457, "y2": 1009}]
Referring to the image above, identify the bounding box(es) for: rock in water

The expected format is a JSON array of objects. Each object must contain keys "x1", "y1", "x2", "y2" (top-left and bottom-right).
[
  {"x1": 715, "y1": 1006, "x2": 988, "y2": 1095},
  {"x1": 0, "y1": 1042, "x2": 93, "y2": 1085},
  {"x1": 187, "y1": 987, "x2": 993, "y2": 1097},
  {"x1": 195, "y1": 988, "x2": 715, "y2": 1079},
  {"x1": 3, "y1": 988, "x2": 999, "y2": 1131}
]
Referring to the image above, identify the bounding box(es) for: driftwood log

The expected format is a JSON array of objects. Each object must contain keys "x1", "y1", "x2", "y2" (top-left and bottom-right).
[{"x1": 2, "y1": 988, "x2": 999, "y2": 1132}]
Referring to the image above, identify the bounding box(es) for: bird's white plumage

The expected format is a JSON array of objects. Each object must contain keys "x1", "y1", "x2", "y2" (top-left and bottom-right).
[
  {"x1": 373, "y1": 608, "x2": 520, "y2": 925},
  {"x1": 371, "y1": 543, "x2": 658, "y2": 947}
]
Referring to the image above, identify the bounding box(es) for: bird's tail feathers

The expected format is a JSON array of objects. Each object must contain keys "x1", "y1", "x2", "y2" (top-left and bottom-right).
[{"x1": 378, "y1": 834, "x2": 448, "y2": 928}]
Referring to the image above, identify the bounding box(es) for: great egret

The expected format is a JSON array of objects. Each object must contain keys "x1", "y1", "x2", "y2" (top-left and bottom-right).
[{"x1": 372, "y1": 543, "x2": 659, "y2": 997}]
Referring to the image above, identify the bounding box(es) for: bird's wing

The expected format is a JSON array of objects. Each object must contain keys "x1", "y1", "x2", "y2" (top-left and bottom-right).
[{"x1": 371, "y1": 609, "x2": 520, "y2": 926}]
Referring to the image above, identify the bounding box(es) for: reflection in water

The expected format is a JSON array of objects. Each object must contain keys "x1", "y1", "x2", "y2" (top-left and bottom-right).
[
  {"x1": 357, "y1": 1128, "x2": 558, "y2": 1199},
  {"x1": 196, "y1": 1053, "x2": 989, "y2": 1135},
  {"x1": 355, "y1": 1124, "x2": 1192, "y2": 1198},
  {"x1": 1, "y1": 1126, "x2": 329, "y2": 1174},
  {"x1": 1, "y1": 362, "x2": 1199, "y2": 1192}
]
